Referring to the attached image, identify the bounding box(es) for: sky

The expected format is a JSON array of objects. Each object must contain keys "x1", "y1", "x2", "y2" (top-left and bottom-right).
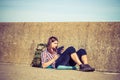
[{"x1": 0, "y1": 0, "x2": 120, "y2": 22}]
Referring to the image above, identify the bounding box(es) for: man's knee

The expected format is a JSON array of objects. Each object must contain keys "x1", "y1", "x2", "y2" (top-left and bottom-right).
[
  {"x1": 77, "y1": 49, "x2": 87, "y2": 55},
  {"x1": 67, "y1": 46, "x2": 76, "y2": 54}
]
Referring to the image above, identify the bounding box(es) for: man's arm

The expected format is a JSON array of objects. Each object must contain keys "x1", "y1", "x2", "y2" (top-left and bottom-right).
[{"x1": 42, "y1": 54, "x2": 59, "y2": 68}]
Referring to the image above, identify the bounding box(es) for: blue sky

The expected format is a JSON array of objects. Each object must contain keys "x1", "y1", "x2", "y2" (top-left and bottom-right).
[{"x1": 0, "y1": 0, "x2": 120, "y2": 22}]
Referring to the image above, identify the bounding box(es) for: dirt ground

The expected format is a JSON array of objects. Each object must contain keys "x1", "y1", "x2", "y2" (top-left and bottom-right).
[{"x1": 0, "y1": 63, "x2": 120, "y2": 80}]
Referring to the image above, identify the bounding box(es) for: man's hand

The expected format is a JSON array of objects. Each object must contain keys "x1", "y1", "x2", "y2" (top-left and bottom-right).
[
  {"x1": 53, "y1": 54, "x2": 60, "y2": 61},
  {"x1": 57, "y1": 46, "x2": 64, "y2": 54}
]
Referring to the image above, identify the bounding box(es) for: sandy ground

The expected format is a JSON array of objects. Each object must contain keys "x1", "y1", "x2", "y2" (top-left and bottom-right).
[{"x1": 0, "y1": 63, "x2": 120, "y2": 80}]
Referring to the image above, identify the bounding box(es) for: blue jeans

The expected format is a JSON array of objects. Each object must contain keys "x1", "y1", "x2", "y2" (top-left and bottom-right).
[{"x1": 55, "y1": 46, "x2": 87, "y2": 68}]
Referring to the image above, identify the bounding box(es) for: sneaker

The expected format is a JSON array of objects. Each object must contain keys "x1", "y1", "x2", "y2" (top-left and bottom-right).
[{"x1": 80, "y1": 64, "x2": 95, "y2": 72}]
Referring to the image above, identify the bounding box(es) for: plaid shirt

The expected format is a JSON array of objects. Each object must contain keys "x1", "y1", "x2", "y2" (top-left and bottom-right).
[{"x1": 41, "y1": 49, "x2": 57, "y2": 68}]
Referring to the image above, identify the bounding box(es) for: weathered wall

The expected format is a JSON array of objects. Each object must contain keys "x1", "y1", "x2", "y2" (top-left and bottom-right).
[{"x1": 0, "y1": 22, "x2": 120, "y2": 72}]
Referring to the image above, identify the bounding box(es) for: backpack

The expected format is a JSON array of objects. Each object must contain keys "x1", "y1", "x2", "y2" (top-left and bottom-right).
[{"x1": 31, "y1": 43, "x2": 47, "y2": 67}]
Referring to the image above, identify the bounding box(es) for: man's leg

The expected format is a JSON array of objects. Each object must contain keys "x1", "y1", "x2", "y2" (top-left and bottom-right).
[
  {"x1": 81, "y1": 55, "x2": 88, "y2": 64},
  {"x1": 55, "y1": 46, "x2": 77, "y2": 68},
  {"x1": 70, "y1": 53, "x2": 82, "y2": 65},
  {"x1": 76, "y1": 49, "x2": 95, "y2": 72}
]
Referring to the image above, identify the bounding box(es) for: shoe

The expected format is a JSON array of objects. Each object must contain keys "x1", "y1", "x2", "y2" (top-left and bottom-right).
[{"x1": 80, "y1": 64, "x2": 95, "y2": 72}]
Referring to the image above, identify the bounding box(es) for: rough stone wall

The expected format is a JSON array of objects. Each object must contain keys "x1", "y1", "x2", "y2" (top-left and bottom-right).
[{"x1": 0, "y1": 22, "x2": 120, "y2": 72}]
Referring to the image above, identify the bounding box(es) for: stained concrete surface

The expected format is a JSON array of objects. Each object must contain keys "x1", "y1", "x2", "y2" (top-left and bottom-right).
[{"x1": 0, "y1": 63, "x2": 120, "y2": 80}]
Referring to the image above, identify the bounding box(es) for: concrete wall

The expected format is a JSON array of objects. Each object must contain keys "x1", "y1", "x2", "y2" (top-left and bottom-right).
[{"x1": 0, "y1": 22, "x2": 120, "y2": 72}]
